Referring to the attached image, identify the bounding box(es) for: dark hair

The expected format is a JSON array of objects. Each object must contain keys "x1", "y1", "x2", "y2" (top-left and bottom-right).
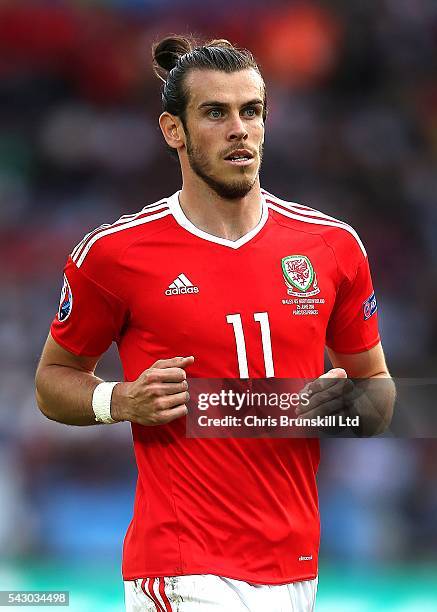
[{"x1": 152, "y1": 35, "x2": 267, "y2": 127}]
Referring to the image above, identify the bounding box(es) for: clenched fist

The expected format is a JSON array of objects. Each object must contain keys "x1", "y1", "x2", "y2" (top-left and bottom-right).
[
  {"x1": 297, "y1": 368, "x2": 354, "y2": 418},
  {"x1": 110, "y1": 356, "x2": 194, "y2": 425}
]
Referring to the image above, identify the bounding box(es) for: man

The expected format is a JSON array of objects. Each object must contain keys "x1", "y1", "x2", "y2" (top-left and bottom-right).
[{"x1": 35, "y1": 36, "x2": 395, "y2": 611}]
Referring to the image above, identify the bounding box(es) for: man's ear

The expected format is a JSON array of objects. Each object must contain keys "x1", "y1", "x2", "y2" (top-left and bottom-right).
[{"x1": 159, "y1": 112, "x2": 185, "y2": 151}]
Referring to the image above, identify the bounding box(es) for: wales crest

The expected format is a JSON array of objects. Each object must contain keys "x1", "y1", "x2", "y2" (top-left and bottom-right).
[{"x1": 281, "y1": 255, "x2": 320, "y2": 297}]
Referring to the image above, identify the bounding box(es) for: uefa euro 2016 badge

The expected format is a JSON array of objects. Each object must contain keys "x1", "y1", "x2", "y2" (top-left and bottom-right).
[
  {"x1": 363, "y1": 291, "x2": 377, "y2": 320},
  {"x1": 281, "y1": 255, "x2": 320, "y2": 297},
  {"x1": 58, "y1": 274, "x2": 73, "y2": 322}
]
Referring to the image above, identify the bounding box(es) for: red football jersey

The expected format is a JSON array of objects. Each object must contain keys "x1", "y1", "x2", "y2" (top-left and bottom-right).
[{"x1": 51, "y1": 189, "x2": 380, "y2": 584}]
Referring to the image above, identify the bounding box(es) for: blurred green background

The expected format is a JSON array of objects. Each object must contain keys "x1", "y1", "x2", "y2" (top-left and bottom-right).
[{"x1": 2, "y1": 561, "x2": 437, "y2": 610}]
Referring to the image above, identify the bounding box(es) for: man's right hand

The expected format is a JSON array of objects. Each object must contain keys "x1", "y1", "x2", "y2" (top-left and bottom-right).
[{"x1": 110, "y1": 356, "x2": 194, "y2": 425}]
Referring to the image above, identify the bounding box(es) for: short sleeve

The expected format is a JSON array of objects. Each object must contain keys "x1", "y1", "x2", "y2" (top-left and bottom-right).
[
  {"x1": 326, "y1": 256, "x2": 380, "y2": 354},
  {"x1": 50, "y1": 256, "x2": 128, "y2": 356}
]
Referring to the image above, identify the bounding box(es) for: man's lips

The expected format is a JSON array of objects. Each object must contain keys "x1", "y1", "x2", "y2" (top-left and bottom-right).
[
  {"x1": 224, "y1": 148, "x2": 254, "y2": 161},
  {"x1": 223, "y1": 149, "x2": 255, "y2": 166}
]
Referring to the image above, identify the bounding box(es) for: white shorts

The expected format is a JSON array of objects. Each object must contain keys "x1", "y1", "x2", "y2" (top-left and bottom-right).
[{"x1": 124, "y1": 574, "x2": 318, "y2": 611}]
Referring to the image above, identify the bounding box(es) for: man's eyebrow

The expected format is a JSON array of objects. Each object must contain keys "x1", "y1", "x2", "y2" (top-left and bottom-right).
[{"x1": 198, "y1": 99, "x2": 264, "y2": 109}]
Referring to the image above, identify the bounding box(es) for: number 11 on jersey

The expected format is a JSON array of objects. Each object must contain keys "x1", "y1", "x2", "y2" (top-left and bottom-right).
[{"x1": 226, "y1": 312, "x2": 275, "y2": 378}]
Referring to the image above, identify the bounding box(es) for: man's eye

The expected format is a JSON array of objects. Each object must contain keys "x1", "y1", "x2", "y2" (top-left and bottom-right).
[
  {"x1": 208, "y1": 109, "x2": 223, "y2": 119},
  {"x1": 243, "y1": 107, "x2": 257, "y2": 117}
]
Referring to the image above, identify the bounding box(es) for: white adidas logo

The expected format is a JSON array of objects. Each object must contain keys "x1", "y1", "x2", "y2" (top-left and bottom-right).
[{"x1": 165, "y1": 274, "x2": 199, "y2": 296}]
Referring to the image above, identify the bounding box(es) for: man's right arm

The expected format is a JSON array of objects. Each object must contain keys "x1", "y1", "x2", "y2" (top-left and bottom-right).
[{"x1": 35, "y1": 333, "x2": 192, "y2": 426}]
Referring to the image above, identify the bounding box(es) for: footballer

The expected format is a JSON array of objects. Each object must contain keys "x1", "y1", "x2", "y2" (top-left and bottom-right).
[{"x1": 36, "y1": 36, "x2": 395, "y2": 611}]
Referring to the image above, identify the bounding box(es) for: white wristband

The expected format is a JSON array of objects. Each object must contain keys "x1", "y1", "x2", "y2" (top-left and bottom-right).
[{"x1": 92, "y1": 382, "x2": 119, "y2": 424}]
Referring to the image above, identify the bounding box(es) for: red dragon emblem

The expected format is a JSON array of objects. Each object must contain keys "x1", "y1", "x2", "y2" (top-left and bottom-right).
[
  {"x1": 282, "y1": 255, "x2": 319, "y2": 295},
  {"x1": 286, "y1": 259, "x2": 309, "y2": 285}
]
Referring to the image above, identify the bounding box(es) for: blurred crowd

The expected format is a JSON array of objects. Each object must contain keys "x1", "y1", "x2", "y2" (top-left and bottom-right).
[{"x1": 1, "y1": 0, "x2": 437, "y2": 568}]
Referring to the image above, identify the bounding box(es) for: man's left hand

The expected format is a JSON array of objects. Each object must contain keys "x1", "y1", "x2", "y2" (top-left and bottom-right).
[{"x1": 297, "y1": 368, "x2": 354, "y2": 418}]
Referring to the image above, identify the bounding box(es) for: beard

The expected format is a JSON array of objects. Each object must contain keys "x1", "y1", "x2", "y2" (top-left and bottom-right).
[{"x1": 185, "y1": 132, "x2": 263, "y2": 200}]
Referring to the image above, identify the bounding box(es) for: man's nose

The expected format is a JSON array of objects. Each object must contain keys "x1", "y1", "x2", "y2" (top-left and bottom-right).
[{"x1": 227, "y1": 114, "x2": 248, "y2": 141}]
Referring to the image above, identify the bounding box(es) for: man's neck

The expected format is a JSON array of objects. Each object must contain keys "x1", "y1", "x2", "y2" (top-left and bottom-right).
[{"x1": 178, "y1": 178, "x2": 263, "y2": 242}]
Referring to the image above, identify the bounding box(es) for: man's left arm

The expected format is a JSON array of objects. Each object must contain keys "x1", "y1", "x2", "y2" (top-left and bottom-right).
[{"x1": 297, "y1": 342, "x2": 395, "y2": 436}]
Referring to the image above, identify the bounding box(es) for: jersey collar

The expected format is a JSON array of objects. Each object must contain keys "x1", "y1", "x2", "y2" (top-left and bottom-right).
[{"x1": 168, "y1": 190, "x2": 269, "y2": 250}]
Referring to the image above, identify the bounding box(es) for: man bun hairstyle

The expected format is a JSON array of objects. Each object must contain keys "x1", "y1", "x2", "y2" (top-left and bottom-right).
[
  {"x1": 153, "y1": 35, "x2": 194, "y2": 80},
  {"x1": 152, "y1": 35, "x2": 267, "y2": 126}
]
